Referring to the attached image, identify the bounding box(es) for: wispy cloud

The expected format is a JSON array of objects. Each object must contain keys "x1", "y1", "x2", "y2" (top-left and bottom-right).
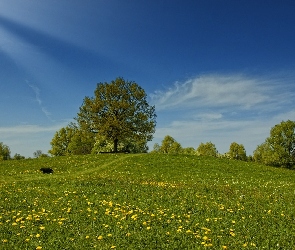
[
  {"x1": 150, "y1": 73, "x2": 293, "y2": 111},
  {"x1": 149, "y1": 73, "x2": 295, "y2": 154},
  {"x1": 0, "y1": 123, "x2": 65, "y2": 134},
  {"x1": 27, "y1": 82, "x2": 53, "y2": 121}
]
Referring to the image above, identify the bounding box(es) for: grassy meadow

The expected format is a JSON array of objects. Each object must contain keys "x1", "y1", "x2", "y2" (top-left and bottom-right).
[{"x1": 0, "y1": 154, "x2": 294, "y2": 249}]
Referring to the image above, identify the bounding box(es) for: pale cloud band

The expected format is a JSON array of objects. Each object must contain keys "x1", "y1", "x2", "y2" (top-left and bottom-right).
[
  {"x1": 149, "y1": 73, "x2": 295, "y2": 154},
  {"x1": 150, "y1": 73, "x2": 293, "y2": 111}
]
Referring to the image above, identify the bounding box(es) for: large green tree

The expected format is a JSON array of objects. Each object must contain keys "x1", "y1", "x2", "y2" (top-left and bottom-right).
[
  {"x1": 253, "y1": 120, "x2": 295, "y2": 168},
  {"x1": 76, "y1": 77, "x2": 156, "y2": 152}
]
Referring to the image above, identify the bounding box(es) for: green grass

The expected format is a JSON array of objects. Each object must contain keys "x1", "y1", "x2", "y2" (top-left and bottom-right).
[{"x1": 1, "y1": 154, "x2": 294, "y2": 249}]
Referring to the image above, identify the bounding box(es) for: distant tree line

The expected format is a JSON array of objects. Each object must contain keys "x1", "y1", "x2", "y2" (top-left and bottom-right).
[
  {"x1": 151, "y1": 135, "x2": 248, "y2": 160},
  {"x1": 151, "y1": 120, "x2": 295, "y2": 169},
  {"x1": 0, "y1": 143, "x2": 49, "y2": 160}
]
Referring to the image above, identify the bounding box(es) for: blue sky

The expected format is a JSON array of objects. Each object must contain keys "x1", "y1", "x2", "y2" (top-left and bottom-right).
[{"x1": 1, "y1": 0, "x2": 295, "y2": 157}]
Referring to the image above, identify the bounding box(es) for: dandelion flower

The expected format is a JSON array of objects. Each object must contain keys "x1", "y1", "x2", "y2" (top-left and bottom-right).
[
  {"x1": 36, "y1": 246, "x2": 42, "y2": 250},
  {"x1": 36, "y1": 234, "x2": 41, "y2": 238},
  {"x1": 110, "y1": 246, "x2": 116, "y2": 249},
  {"x1": 85, "y1": 235, "x2": 90, "y2": 239},
  {"x1": 97, "y1": 236, "x2": 103, "y2": 240}
]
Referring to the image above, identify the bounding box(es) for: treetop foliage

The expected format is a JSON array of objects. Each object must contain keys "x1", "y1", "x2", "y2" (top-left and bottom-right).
[
  {"x1": 254, "y1": 120, "x2": 295, "y2": 168},
  {"x1": 0, "y1": 142, "x2": 11, "y2": 160},
  {"x1": 196, "y1": 142, "x2": 218, "y2": 157},
  {"x1": 227, "y1": 142, "x2": 247, "y2": 161},
  {"x1": 76, "y1": 77, "x2": 156, "y2": 152},
  {"x1": 49, "y1": 77, "x2": 156, "y2": 155}
]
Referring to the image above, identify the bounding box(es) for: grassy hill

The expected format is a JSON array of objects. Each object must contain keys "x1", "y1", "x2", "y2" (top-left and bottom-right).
[{"x1": 1, "y1": 154, "x2": 294, "y2": 249}]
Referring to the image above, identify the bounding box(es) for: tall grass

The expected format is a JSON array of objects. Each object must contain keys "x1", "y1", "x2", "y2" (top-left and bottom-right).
[{"x1": 1, "y1": 154, "x2": 294, "y2": 249}]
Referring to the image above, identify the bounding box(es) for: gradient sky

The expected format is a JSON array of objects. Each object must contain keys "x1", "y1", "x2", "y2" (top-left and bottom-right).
[{"x1": 1, "y1": 0, "x2": 295, "y2": 157}]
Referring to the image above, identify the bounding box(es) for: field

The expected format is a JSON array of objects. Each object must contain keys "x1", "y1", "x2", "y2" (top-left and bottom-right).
[{"x1": 0, "y1": 154, "x2": 294, "y2": 249}]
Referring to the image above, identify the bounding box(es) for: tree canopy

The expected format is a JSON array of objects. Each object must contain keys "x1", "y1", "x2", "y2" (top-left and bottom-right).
[
  {"x1": 75, "y1": 77, "x2": 156, "y2": 153},
  {"x1": 196, "y1": 142, "x2": 218, "y2": 157},
  {"x1": 152, "y1": 135, "x2": 182, "y2": 154},
  {"x1": 0, "y1": 142, "x2": 11, "y2": 160},
  {"x1": 253, "y1": 120, "x2": 295, "y2": 168},
  {"x1": 228, "y1": 142, "x2": 247, "y2": 161}
]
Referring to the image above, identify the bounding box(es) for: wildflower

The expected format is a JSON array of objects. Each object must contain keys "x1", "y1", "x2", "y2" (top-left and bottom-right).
[
  {"x1": 230, "y1": 231, "x2": 235, "y2": 236},
  {"x1": 110, "y1": 246, "x2": 116, "y2": 249},
  {"x1": 146, "y1": 226, "x2": 151, "y2": 230},
  {"x1": 39, "y1": 226, "x2": 45, "y2": 230},
  {"x1": 36, "y1": 234, "x2": 41, "y2": 238},
  {"x1": 126, "y1": 233, "x2": 131, "y2": 237},
  {"x1": 97, "y1": 236, "x2": 103, "y2": 240},
  {"x1": 222, "y1": 246, "x2": 227, "y2": 249},
  {"x1": 36, "y1": 247, "x2": 42, "y2": 250},
  {"x1": 25, "y1": 238, "x2": 30, "y2": 242},
  {"x1": 85, "y1": 235, "x2": 90, "y2": 239},
  {"x1": 2, "y1": 239, "x2": 8, "y2": 243},
  {"x1": 107, "y1": 234, "x2": 112, "y2": 237}
]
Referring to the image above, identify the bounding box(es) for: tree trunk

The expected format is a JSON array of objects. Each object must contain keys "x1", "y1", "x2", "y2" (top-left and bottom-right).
[{"x1": 114, "y1": 138, "x2": 118, "y2": 153}]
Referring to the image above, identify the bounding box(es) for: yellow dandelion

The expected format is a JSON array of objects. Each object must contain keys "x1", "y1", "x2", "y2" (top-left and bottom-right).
[
  {"x1": 85, "y1": 235, "x2": 90, "y2": 239},
  {"x1": 126, "y1": 233, "x2": 131, "y2": 237},
  {"x1": 2, "y1": 239, "x2": 8, "y2": 243},
  {"x1": 110, "y1": 246, "x2": 116, "y2": 249},
  {"x1": 25, "y1": 238, "x2": 30, "y2": 242},
  {"x1": 12, "y1": 222, "x2": 18, "y2": 226},
  {"x1": 222, "y1": 246, "x2": 227, "y2": 249},
  {"x1": 97, "y1": 236, "x2": 103, "y2": 240},
  {"x1": 36, "y1": 234, "x2": 41, "y2": 238},
  {"x1": 36, "y1": 246, "x2": 42, "y2": 250},
  {"x1": 39, "y1": 226, "x2": 45, "y2": 230},
  {"x1": 107, "y1": 234, "x2": 112, "y2": 237},
  {"x1": 146, "y1": 226, "x2": 151, "y2": 230}
]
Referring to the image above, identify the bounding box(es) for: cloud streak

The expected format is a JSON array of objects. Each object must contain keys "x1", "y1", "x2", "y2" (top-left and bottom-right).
[
  {"x1": 27, "y1": 83, "x2": 53, "y2": 121},
  {"x1": 150, "y1": 73, "x2": 293, "y2": 111},
  {"x1": 149, "y1": 73, "x2": 295, "y2": 154}
]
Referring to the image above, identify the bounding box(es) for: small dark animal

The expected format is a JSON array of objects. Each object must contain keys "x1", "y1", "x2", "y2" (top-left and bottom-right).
[{"x1": 40, "y1": 167, "x2": 53, "y2": 174}]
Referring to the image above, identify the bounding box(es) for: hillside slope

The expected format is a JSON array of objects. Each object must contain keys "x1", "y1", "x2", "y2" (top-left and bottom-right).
[{"x1": 1, "y1": 154, "x2": 294, "y2": 249}]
